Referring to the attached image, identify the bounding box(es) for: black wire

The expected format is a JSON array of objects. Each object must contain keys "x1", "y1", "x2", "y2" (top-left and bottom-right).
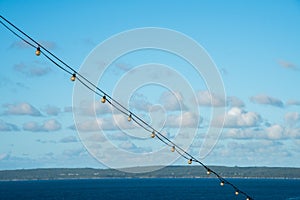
[
  {"x1": 132, "y1": 117, "x2": 152, "y2": 133},
  {"x1": 0, "y1": 15, "x2": 253, "y2": 200},
  {"x1": 41, "y1": 51, "x2": 73, "y2": 75}
]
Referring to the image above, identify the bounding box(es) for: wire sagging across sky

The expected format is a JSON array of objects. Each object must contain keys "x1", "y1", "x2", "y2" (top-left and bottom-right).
[{"x1": 0, "y1": 15, "x2": 253, "y2": 200}]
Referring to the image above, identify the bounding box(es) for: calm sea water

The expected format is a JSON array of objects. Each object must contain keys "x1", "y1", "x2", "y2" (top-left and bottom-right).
[{"x1": 0, "y1": 178, "x2": 300, "y2": 200}]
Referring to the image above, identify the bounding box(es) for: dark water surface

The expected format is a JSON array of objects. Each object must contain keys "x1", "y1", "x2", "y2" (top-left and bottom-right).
[{"x1": 0, "y1": 178, "x2": 300, "y2": 200}]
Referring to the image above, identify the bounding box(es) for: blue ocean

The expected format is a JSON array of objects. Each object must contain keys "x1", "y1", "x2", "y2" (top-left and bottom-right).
[{"x1": 0, "y1": 178, "x2": 300, "y2": 200}]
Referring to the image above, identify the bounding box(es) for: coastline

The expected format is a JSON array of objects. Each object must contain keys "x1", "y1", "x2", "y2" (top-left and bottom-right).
[{"x1": 1, "y1": 166, "x2": 300, "y2": 181}]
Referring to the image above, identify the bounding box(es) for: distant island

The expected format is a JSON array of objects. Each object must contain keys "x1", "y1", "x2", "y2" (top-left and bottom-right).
[{"x1": 0, "y1": 166, "x2": 300, "y2": 181}]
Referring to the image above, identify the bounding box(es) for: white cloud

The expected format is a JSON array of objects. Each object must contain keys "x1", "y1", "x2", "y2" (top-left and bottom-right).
[
  {"x1": 266, "y1": 124, "x2": 284, "y2": 140},
  {"x1": 0, "y1": 120, "x2": 19, "y2": 131},
  {"x1": 285, "y1": 112, "x2": 300, "y2": 125},
  {"x1": 207, "y1": 140, "x2": 293, "y2": 166},
  {"x1": 160, "y1": 91, "x2": 187, "y2": 111},
  {"x1": 115, "y1": 62, "x2": 132, "y2": 72},
  {"x1": 119, "y1": 141, "x2": 136, "y2": 150},
  {"x1": 215, "y1": 107, "x2": 262, "y2": 128},
  {"x1": 43, "y1": 119, "x2": 61, "y2": 131},
  {"x1": 3, "y1": 102, "x2": 42, "y2": 116},
  {"x1": 23, "y1": 119, "x2": 61, "y2": 132},
  {"x1": 62, "y1": 148, "x2": 86, "y2": 158},
  {"x1": 165, "y1": 112, "x2": 200, "y2": 128},
  {"x1": 129, "y1": 93, "x2": 152, "y2": 112},
  {"x1": 113, "y1": 114, "x2": 138, "y2": 130},
  {"x1": 59, "y1": 136, "x2": 78, "y2": 143},
  {"x1": 227, "y1": 96, "x2": 245, "y2": 107},
  {"x1": 70, "y1": 118, "x2": 112, "y2": 132},
  {"x1": 118, "y1": 141, "x2": 151, "y2": 153},
  {"x1": 225, "y1": 128, "x2": 255, "y2": 139},
  {"x1": 77, "y1": 100, "x2": 112, "y2": 116},
  {"x1": 71, "y1": 114, "x2": 136, "y2": 132},
  {"x1": 224, "y1": 124, "x2": 300, "y2": 140},
  {"x1": 44, "y1": 105, "x2": 61, "y2": 116},
  {"x1": 278, "y1": 60, "x2": 298, "y2": 70},
  {"x1": 106, "y1": 132, "x2": 129, "y2": 141},
  {"x1": 196, "y1": 90, "x2": 226, "y2": 107},
  {"x1": 260, "y1": 124, "x2": 299, "y2": 140},
  {"x1": 286, "y1": 99, "x2": 300, "y2": 106},
  {"x1": 250, "y1": 94, "x2": 284, "y2": 107}
]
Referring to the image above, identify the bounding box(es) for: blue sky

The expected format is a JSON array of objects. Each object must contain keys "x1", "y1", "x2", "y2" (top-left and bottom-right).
[{"x1": 1, "y1": 0, "x2": 300, "y2": 170}]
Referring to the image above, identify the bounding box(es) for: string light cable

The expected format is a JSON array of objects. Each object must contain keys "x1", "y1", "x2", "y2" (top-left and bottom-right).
[{"x1": 0, "y1": 15, "x2": 253, "y2": 200}]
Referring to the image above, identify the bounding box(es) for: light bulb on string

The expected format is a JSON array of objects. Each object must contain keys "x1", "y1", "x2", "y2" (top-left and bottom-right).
[
  {"x1": 70, "y1": 73, "x2": 76, "y2": 81},
  {"x1": 35, "y1": 47, "x2": 41, "y2": 56},
  {"x1": 206, "y1": 169, "x2": 211, "y2": 175},
  {"x1": 188, "y1": 159, "x2": 192, "y2": 164},
  {"x1": 151, "y1": 131, "x2": 156, "y2": 138},
  {"x1": 235, "y1": 191, "x2": 239, "y2": 196},
  {"x1": 101, "y1": 96, "x2": 106, "y2": 103},
  {"x1": 171, "y1": 146, "x2": 175, "y2": 152},
  {"x1": 246, "y1": 197, "x2": 250, "y2": 200},
  {"x1": 220, "y1": 181, "x2": 225, "y2": 186},
  {"x1": 128, "y1": 114, "x2": 132, "y2": 122}
]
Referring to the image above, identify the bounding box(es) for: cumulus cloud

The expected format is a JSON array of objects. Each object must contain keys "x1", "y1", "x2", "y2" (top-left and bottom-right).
[
  {"x1": 265, "y1": 124, "x2": 285, "y2": 140},
  {"x1": 106, "y1": 132, "x2": 129, "y2": 141},
  {"x1": 263, "y1": 124, "x2": 300, "y2": 140},
  {"x1": 118, "y1": 141, "x2": 151, "y2": 153},
  {"x1": 285, "y1": 112, "x2": 300, "y2": 125},
  {"x1": 286, "y1": 99, "x2": 300, "y2": 106},
  {"x1": 77, "y1": 100, "x2": 112, "y2": 116},
  {"x1": 59, "y1": 135, "x2": 78, "y2": 143},
  {"x1": 0, "y1": 120, "x2": 19, "y2": 131},
  {"x1": 196, "y1": 90, "x2": 226, "y2": 107},
  {"x1": 250, "y1": 94, "x2": 284, "y2": 107},
  {"x1": 63, "y1": 148, "x2": 86, "y2": 158},
  {"x1": 3, "y1": 102, "x2": 42, "y2": 116},
  {"x1": 165, "y1": 112, "x2": 201, "y2": 128},
  {"x1": 225, "y1": 128, "x2": 256, "y2": 139},
  {"x1": 278, "y1": 60, "x2": 298, "y2": 70},
  {"x1": 14, "y1": 62, "x2": 51, "y2": 77},
  {"x1": 129, "y1": 93, "x2": 152, "y2": 112},
  {"x1": 214, "y1": 107, "x2": 262, "y2": 128},
  {"x1": 115, "y1": 62, "x2": 132, "y2": 72},
  {"x1": 44, "y1": 105, "x2": 61, "y2": 116},
  {"x1": 224, "y1": 124, "x2": 300, "y2": 140},
  {"x1": 227, "y1": 96, "x2": 245, "y2": 107},
  {"x1": 160, "y1": 91, "x2": 187, "y2": 111},
  {"x1": 23, "y1": 119, "x2": 61, "y2": 132},
  {"x1": 70, "y1": 114, "x2": 136, "y2": 132}
]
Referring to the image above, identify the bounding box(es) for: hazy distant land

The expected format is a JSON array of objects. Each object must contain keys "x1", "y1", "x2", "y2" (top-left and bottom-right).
[{"x1": 0, "y1": 166, "x2": 300, "y2": 181}]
